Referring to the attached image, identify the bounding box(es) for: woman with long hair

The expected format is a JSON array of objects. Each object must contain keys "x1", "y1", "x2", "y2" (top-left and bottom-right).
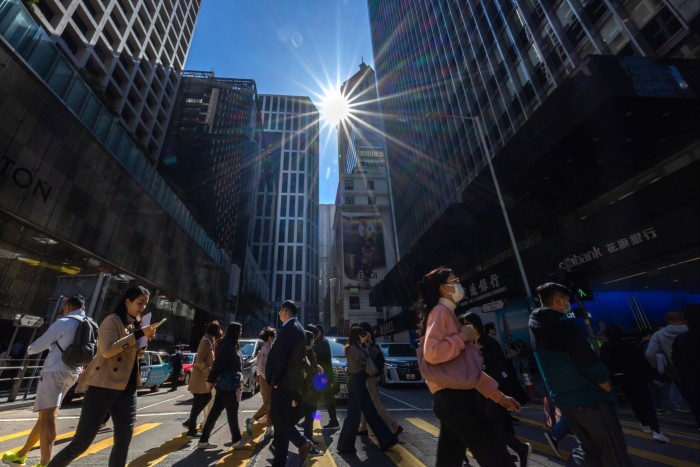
[
  {"x1": 336, "y1": 326, "x2": 398, "y2": 455},
  {"x1": 197, "y1": 322, "x2": 248, "y2": 450},
  {"x1": 246, "y1": 326, "x2": 276, "y2": 440},
  {"x1": 184, "y1": 320, "x2": 223, "y2": 438},
  {"x1": 48, "y1": 286, "x2": 158, "y2": 467},
  {"x1": 419, "y1": 266, "x2": 519, "y2": 467}
]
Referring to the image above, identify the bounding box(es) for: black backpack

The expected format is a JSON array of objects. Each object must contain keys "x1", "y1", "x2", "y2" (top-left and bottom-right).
[{"x1": 57, "y1": 315, "x2": 99, "y2": 367}]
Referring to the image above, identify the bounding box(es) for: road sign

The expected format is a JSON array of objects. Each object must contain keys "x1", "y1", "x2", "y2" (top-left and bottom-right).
[
  {"x1": 14, "y1": 314, "x2": 44, "y2": 328},
  {"x1": 481, "y1": 300, "x2": 505, "y2": 312}
]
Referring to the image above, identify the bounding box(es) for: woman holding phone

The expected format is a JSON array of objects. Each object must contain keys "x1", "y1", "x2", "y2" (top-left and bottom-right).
[{"x1": 48, "y1": 286, "x2": 159, "y2": 467}]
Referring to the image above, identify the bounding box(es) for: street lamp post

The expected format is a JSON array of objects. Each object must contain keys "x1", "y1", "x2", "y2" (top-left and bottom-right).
[{"x1": 425, "y1": 112, "x2": 533, "y2": 302}]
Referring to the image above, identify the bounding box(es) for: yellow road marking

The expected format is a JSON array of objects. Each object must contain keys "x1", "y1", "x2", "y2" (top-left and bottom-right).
[
  {"x1": 76, "y1": 423, "x2": 159, "y2": 460},
  {"x1": 306, "y1": 419, "x2": 336, "y2": 466},
  {"x1": 619, "y1": 419, "x2": 700, "y2": 442},
  {"x1": 126, "y1": 434, "x2": 191, "y2": 467},
  {"x1": 9, "y1": 430, "x2": 76, "y2": 453},
  {"x1": 627, "y1": 447, "x2": 698, "y2": 467},
  {"x1": 0, "y1": 430, "x2": 31, "y2": 443},
  {"x1": 406, "y1": 417, "x2": 438, "y2": 437}
]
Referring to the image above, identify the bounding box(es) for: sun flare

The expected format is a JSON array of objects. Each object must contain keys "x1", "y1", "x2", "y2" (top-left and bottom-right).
[{"x1": 320, "y1": 89, "x2": 351, "y2": 126}]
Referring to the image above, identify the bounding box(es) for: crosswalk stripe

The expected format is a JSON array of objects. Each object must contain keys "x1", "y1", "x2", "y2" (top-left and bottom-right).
[
  {"x1": 626, "y1": 446, "x2": 698, "y2": 467},
  {"x1": 126, "y1": 433, "x2": 191, "y2": 467},
  {"x1": 76, "y1": 423, "x2": 159, "y2": 460},
  {"x1": 0, "y1": 430, "x2": 31, "y2": 443},
  {"x1": 214, "y1": 425, "x2": 265, "y2": 466}
]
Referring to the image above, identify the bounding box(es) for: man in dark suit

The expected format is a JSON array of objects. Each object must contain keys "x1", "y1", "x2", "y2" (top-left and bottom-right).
[
  {"x1": 313, "y1": 324, "x2": 339, "y2": 428},
  {"x1": 266, "y1": 300, "x2": 312, "y2": 466}
]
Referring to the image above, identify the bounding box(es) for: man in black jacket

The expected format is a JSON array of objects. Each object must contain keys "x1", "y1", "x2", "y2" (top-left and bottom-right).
[
  {"x1": 312, "y1": 324, "x2": 339, "y2": 428},
  {"x1": 266, "y1": 300, "x2": 313, "y2": 466}
]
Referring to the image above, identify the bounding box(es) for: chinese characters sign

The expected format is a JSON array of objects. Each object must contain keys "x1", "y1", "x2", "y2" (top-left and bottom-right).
[{"x1": 559, "y1": 227, "x2": 658, "y2": 269}]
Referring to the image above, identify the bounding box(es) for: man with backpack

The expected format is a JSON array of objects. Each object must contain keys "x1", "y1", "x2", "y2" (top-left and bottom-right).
[{"x1": 2, "y1": 295, "x2": 94, "y2": 467}]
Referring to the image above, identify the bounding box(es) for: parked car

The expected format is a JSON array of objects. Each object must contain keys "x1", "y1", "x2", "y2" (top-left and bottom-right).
[
  {"x1": 139, "y1": 350, "x2": 172, "y2": 392},
  {"x1": 328, "y1": 337, "x2": 349, "y2": 399},
  {"x1": 239, "y1": 338, "x2": 264, "y2": 396},
  {"x1": 166, "y1": 351, "x2": 195, "y2": 385},
  {"x1": 378, "y1": 342, "x2": 423, "y2": 385}
]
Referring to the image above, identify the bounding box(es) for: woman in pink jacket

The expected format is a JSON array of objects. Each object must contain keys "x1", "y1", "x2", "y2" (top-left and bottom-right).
[{"x1": 419, "y1": 266, "x2": 520, "y2": 467}]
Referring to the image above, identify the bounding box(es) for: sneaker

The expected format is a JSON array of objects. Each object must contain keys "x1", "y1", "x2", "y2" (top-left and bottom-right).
[
  {"x1": 652, "y1": 431, "x2": 670, "y2": 443},
  {"x1": 543, "y1": 432, "x2": 561, "y2": 459},
  {"x1": 30, "y1": 464, "x2": 47, "y2": 467},
  {"x1": 639, "y1": 423, "x2": 651, "y2": 434},
  {"x1": 231, "y1": 438, "x2": 250, "y2": 449},
  {"x1": 245, "y1": 417, "x2": 254, "y2": 436},
  {"x1": 2, "y1": 451, "x2": 27, "y2": 467},
  {"x1": 197, "y1": 442, "x2": 217, "y2": 450},
  {"x1": 309, "y1": 448, "x2": 322, "y2": 456},
  {"x1": 517, "y1": 442, "x2": 532, "y2": 467},
  {"x1": 323, "y1": 420, "x2": 339, "y2": 429}
]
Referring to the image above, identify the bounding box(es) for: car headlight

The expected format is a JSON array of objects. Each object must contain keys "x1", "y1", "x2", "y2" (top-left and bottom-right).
[{"x1": 385, "y1": 363, "x2": 397, "y2": 369}]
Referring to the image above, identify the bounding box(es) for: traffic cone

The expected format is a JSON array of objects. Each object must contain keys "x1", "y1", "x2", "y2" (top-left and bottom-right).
[{"x1": 522, "y1": 372, "x2": 537, "y2": 397}]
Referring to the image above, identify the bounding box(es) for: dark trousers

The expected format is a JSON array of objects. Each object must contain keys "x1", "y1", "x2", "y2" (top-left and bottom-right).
[
  {"x1": 337, "y1": 372, "x2": 394, "y2": 452},
  {"x1": 187, "y1": 392, "x2": 212, "y2": 434},
  {"x1": 170, "y1": 369, "x2": 182, "y2": 391},
  {"x1": 622, "y1": 382, "x2": 660, "y2": 432},
  {"x1": 483, "y1": 397, "x2": 525, "y2": 453},
  {"x1": 48, "y1": 386, "x2": 137, "y2": 467},
  {"x1": 301, "y1": 390, "x2": 321, "y2": 439},
  {"x1": 432, "y1": 388, "x2": 514, "y2": 467},
  {"x1": 561, "y1": 402, "x2": 634, "y2": 467},
  {"x1": 200, "y1": 389, "x2": 241, "y2": 443},
  {"x1": 320, "y1": 385, "x2": 338, "y2": 422},
  {"x1": 270, "y1": 386, "x2": 308, "y2": 467}
]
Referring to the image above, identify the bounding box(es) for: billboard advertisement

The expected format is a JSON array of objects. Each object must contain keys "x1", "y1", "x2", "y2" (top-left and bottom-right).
[{"x1": 342, "y1": 213, "x2": 387, "y2": 287}]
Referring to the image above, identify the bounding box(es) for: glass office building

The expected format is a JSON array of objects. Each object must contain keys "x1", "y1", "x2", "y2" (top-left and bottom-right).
[{"x1": 368, "y1": 0, "x2": 699, "y2": 331}]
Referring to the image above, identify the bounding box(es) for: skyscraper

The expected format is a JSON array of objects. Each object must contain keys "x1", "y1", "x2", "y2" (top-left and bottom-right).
[
  {"x1": 367, "y1": 1, "x2": 700, "y2": 329},
  {"x1": 30, "y1": 0, "x2": 202, "y2": 162},
  {"x1": 252, "y1": 95, "x2": 320, "y2": 323}
]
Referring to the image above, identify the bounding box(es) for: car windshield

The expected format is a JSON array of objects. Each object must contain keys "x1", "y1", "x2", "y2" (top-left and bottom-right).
[
  {"x1": 329, "y1": 339, "x2": 348, "y2": 358},
  {"x1": 382, "y1": 344, "x2": 416, "y2": 357},
  {"x1": 240, "y1": 341, "x2": 258, "y2": 357},
  {"x1": 182, "y1": 354, "x2": 194, "y2": 364}
]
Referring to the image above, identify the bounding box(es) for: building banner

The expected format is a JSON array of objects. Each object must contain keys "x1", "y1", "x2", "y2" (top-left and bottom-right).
[{"x1": 342, "y1": 213, "x2": 387, "y2": 287}]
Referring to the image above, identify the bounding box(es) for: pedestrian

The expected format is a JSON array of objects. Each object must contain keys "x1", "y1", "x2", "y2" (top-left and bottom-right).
[
  {"x1": 197, "y1": 321, "x2": 249, "y2": 450},
  {"x1": 170, "y1": 347, "x2": 183, "y2": 392},
  {"x1": 299, "y1": 329, "x2": 323, "y2": 454},
  {"x1": 265, "y1": 300, "x2": 314, "y2": 467},
  {"x1": 184, "y1": 320, "x2": 222, "y2": 437},
  {"x1": 356, "y1": 322, "x2": 403, "y2": 437},
  {"x1": 459, "y1": 312, "x2": 532, "y2": 466},
  {"x1": 600, "y1": 325, "x2": 669, "y2": 442},
  {"x1": 530, "y1": 282, "x2": 633, "y2": 466},
  {"x1": 418, "y1": 266, "x2": 519, "y2": 467},
  {"x1": 312, "y1": 324, "x2": 339, "y2": 429},
  {"x1": 672, "y1": 304, "x2": 700, "y2": 428},
  {"x1": 515, "y1": 340, "x2": 531, "y2": 376},
  {"x1": 47, "y1": 286, "x2": 158, "y2": 467},
  {"x1": 2, "y1": 296, "x2": 88, "y2": 467},
  {"x1": 246, "y1": 326, "x2": 276, "y2": 440},
  {"x1": 644, "y1": 311, "x2": 688, "y2": 411},
  {"x1": 336, "y1": 326, "x2": 398, "y2": 455}
]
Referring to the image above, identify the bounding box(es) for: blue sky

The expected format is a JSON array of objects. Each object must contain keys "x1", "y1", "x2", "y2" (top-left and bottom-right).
[{"x1": 185, "y1": 0, "x2": 375, "y2": 204}]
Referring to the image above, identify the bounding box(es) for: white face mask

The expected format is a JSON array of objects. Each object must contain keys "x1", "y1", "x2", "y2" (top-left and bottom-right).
[{"x1": 449, "y1": 283, "x2": 465, "y2": 303}]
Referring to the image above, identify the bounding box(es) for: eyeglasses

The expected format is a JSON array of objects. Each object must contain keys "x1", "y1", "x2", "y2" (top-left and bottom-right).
[{"x1": 445, "y1": 278, "x2": 460, "y2": 284}]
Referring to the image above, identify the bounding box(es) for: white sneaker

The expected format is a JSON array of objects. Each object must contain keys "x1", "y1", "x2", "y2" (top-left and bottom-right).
[
  {"x1": 652, "y1": 431, "x2": 669, "y2": 443},
  {"x1": 197, "y1": 442, "x2": 217, "y2": 449},
  {"x1": 232, "y1": 438, "x2": 250, "y2": 449},
  {"x1": 639, "y1": 423, "x2": 651, "y2": 433}
]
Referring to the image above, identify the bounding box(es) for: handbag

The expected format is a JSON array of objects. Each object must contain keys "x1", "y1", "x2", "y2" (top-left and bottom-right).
[
  {"x1": 416, "y1": 339, "x2": 484, "y2": 389},
  {"x1": 216, "y1": 369, "x2": 241, "y2": 392},
  {"x1": 363, "y1": 347, "x2": 379, "y2": 375}
]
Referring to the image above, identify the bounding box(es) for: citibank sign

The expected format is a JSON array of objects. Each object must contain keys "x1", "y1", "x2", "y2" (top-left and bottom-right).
[
  {"x1": 559, "y1": 227, "x2": 658, "y2": 269},
  {"x1": 0, "y1": 155, "x2": 52, "y2": 203}
]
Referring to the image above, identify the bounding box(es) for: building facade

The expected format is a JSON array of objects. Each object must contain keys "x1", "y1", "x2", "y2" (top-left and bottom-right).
[
  {"x1": 250, "y1": 95, "x2": 320, "y2": 324},
  {"x1": 333, "y1": 63, "x2": 402, "y2": 339},
  {"x1": 0, "y1": 0, "x2": 228, "y2": 371},
  {"x1": 30, "y1": 0, "x2": 201, "y2": 162},
  {"x1": 368, "y1": 0, "x2": 700, "y2": 340}
]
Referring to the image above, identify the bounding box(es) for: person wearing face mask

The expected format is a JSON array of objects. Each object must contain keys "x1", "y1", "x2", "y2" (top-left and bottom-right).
[
  {"x1": 419, "y1": 266, "x2": 520, "y2": 467},
  {"x1": 48, "y1": 286, "x2": 159, "y2": 467},
  {"x1": 529, "y1": 283, "x2": 633, "y2": 467}
]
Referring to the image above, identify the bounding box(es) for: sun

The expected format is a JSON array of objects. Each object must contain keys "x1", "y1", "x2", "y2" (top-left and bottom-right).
[{"x1": 320, "y1": 89, "x2": 350, "y2": 126}]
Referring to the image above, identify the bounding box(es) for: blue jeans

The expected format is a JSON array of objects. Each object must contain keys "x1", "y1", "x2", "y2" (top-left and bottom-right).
[
  {"x1": 551, "y1": 416, "x2": 570, "y2": 441},
  {"x1": 47, "y1": 385, "x2": 137, "y2": 467}
]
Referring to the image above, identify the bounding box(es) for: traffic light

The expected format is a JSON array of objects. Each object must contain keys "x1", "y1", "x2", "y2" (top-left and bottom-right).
[{"x1": 564, "y1": 272, "x2": 594, "y2": 301}]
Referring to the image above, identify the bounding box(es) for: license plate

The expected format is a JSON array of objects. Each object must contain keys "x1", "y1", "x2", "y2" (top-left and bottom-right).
[{"x1": 406, "y1": 374, "x2": 415, "y2": 380}]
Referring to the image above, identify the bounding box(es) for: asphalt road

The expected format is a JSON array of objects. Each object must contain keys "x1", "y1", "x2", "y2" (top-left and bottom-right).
[{"x1": 0, "y1": 384, "x2": 697, "y2": 466}]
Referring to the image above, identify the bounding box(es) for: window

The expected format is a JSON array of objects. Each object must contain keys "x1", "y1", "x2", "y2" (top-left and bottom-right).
[
  {"x1": 345, "y1": 179, "x2": 354, "y2": 190},
  {"x1": 367, "y1": 180, "x2": 374, "y2": 190},
  {"x1": 345, "y1": 196, "x2": 355, "y2": 205},
  {"x1": 349, "y1": 296, "x2": 360, "y2": 309}
]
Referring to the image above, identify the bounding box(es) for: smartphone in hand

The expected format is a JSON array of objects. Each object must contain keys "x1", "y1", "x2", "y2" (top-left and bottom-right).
[{"x1": 153, "y1": 318, "x2": 167, "y2": 327}]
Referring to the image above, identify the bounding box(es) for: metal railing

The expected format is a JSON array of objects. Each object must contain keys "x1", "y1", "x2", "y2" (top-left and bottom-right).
[{"x1": 0, "y1": 357, "x2": 45, "y2": 403}]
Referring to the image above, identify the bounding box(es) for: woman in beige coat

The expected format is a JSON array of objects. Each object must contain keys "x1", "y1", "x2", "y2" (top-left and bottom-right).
[
  {"x1": 184, "y1": 321, "x2": 222, "y2": 438},
  {"x1": 48, "y1": 286, "x2": 158, "y2": 467}
]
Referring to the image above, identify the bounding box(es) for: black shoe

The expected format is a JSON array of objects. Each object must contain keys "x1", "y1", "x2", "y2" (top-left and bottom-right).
[
  {"x1": 298, "y1": 441, "x2": 312, "y2": 465},
  {"x1": 323, "y1": 420, "x2": 339, "y2": 429},
  {"x1": 393, "y1": 425, "x2": 404, "y2": 436},
  {"x1": 182, "y1": 420, "x2": 190, "y2": 428},
  {"x1": 356, "y1": 430, "x2": 368, "y2": 436},
  {"x1": 518, "y1": 443, "x2": 532, "y2": 467},
  {"x1": 380, "y1": 437, "x2": 399, "y2": 451},
  {"x1": 309, "y1": 448, "x2": 322, "y2": 456},
  {"x1": 186, "y1": 432, "x2": 200, "y2": 438}
]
